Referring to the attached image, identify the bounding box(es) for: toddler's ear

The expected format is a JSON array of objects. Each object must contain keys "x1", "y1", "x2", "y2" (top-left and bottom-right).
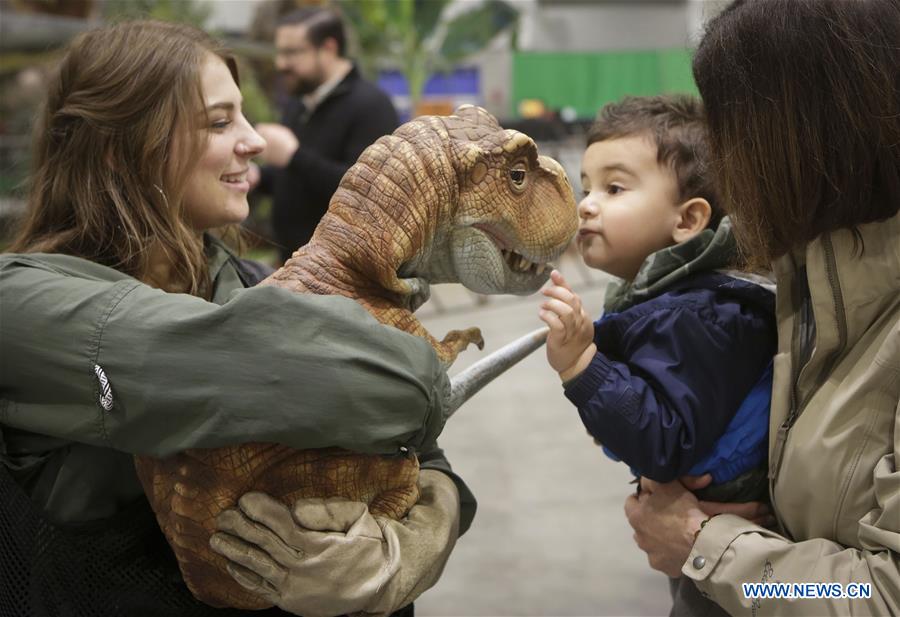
[{"x1": 672, "y1": 198, "x2": 712, "y2": 243}]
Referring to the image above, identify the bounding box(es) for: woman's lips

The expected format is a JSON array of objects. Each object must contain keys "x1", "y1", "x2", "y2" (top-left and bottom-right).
[
  {"x1": 221, "y1": 179, "x2": 250, "y2": 193},
  {"x1": 221, "y1": 171, "x2": 250, "y2": 193}
]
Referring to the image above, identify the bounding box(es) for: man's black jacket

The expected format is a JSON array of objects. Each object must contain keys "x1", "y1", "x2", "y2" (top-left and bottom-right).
[{"x1": 259, "y1": 66, "x2": 398, "y2": 261}]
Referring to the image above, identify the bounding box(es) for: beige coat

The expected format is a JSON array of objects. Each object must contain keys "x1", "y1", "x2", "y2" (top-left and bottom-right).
[{"x1": 683, "y1": 212, "x2": 900, "y2": 615}]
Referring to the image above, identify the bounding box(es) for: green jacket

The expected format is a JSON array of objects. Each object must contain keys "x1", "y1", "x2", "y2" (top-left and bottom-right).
[{"x1": 0, "y1": 240, "x2": 475, "y2": 532}]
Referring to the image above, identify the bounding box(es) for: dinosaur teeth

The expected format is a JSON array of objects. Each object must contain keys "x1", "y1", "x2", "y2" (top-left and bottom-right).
[{"x1": 500, "y1": 247, "x2": 547, "y2": 275}]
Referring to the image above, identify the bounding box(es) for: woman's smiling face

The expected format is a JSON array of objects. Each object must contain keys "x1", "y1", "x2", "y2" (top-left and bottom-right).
[{"x1": 180, "y1": 53, "x2": 266, "y2": 232}]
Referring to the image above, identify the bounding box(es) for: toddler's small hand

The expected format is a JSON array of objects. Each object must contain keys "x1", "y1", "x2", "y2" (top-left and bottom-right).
[{"x1": 538, "y1": 270, "x2": 596, "y2": 378}]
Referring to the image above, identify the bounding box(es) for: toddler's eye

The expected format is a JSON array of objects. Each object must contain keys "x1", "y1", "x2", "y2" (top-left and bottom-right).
[{"x1": 607, "y1": 184, "x2": 624, "y2": 195}]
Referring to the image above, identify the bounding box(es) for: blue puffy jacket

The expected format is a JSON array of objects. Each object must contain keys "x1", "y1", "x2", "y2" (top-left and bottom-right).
[{"x1": 564, "y1": 272, "x2": 776, "y2": 483}]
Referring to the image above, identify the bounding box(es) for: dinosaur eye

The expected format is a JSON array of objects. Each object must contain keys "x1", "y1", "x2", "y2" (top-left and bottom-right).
[{"x1": 508, "y1": 166, "x2": 527, "y2": 191}]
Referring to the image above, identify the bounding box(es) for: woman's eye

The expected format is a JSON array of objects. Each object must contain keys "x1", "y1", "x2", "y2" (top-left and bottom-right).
[
  {"x1": 509, "y1": 168, "x2": 526, "y2": 186},
  {"x1": 211, "y1": 119, "x2": 232, "y2": 130}
]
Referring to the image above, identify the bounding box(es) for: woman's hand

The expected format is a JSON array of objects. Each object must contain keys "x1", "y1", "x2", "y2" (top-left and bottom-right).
[
  {"x1": 625, "y1": 476, "x2": 775, "y2": 578},
  {"x1": 209, "y1": 470, "x2": 460, "y2": 617},
  {"x1": 624, "y1": 478, "x2": 708, "y2": 577},
  {"x1": 681, "y1": 474, "x2": 775, "y2": 527},
  {"x1": 210, "y1": 493, "x2": 390, "y2": 617}
]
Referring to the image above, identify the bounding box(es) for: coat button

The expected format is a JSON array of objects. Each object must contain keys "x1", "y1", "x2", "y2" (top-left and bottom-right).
[{"x1": 692, "y1": 556, "x2": 707, "y2": 569}]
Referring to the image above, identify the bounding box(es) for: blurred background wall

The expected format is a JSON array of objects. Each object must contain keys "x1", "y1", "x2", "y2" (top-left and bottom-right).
[{"x1": 0, "y1": 0, "x2": 730, "y2": 251}]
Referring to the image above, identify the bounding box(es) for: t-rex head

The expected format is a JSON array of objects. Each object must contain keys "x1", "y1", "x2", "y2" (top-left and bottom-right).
[
  {"x1": 311, "y1": 105, "x2": 577, "y2": 304},
  {"x1": 442, "y1": 105, "x2": 578, "y2": 294}
]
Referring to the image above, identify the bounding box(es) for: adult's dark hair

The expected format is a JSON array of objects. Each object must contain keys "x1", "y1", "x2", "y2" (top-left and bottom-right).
[
  {"x1": 693, "y1": 0, "x2": 900, "y2": 266},
  {"x1": 587, "y1": 94, "x2": 722, "y2": 229},
  {"x1": 278, "y1": 7, "x2": 346, "y2": 57}
]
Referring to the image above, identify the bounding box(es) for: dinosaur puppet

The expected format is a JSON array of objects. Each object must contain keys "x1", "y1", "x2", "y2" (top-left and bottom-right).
[{"x1": 133, "y1": 105, "x2": 578, "y2": 609}]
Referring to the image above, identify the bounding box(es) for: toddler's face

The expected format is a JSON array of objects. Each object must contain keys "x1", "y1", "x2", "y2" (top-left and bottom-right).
[{"x1": 577, "y1": 135, "x2": 682, "y2": 280}]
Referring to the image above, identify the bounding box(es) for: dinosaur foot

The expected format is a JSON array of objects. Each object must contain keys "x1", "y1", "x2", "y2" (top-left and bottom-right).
[{"x1": 437, "y1": 327, "x2": 484, "y2": 364}]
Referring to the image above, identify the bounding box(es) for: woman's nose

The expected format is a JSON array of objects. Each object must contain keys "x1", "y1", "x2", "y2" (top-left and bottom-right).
[{"x1": 237, "y1": 126, "x2": 266, "y2": 157}]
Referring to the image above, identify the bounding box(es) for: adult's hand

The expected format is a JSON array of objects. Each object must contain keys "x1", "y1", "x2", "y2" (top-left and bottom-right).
[
  {"x1": 209, "y1": 469, "x2": 460, "y2": 617},
  {"x1": 255, "y1": 123, "x2": 299, "y2": 168},
  {"x1": 679, "y1": 474, "x2": 775, "y2": 527},
  {"x1": 624, "y1": 478, "x2": 708, "y2": 578}
]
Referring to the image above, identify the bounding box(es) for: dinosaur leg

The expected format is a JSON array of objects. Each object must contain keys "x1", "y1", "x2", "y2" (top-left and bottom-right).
[
  {"x1": 362, "y1": 304, "x2": 483, "y2": 365},
  {"x1": 440, "y1": 327, "x2": 485, "y2": 357}
]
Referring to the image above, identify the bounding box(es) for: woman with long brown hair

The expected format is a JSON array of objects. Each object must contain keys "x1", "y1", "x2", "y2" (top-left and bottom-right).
[
  {"x1": 0, "y1": 20, "x2": 469, "y2": 616},
  {"x1": 624, "y1": 1, "x2": 899, "y2": 614}
]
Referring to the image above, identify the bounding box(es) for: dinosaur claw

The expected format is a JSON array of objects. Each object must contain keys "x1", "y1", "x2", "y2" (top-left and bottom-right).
[{"x1": 440, "y1": 327, "x2": 484, "y2": 359}]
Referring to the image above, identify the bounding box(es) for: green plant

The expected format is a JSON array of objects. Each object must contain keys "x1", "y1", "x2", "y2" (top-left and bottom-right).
[
  {"x1": 102, "y1": 0, "x2": 212, "y2": 27},
  {"x1": 338, "y1": 0, "x2": 518, "y2": 111}
]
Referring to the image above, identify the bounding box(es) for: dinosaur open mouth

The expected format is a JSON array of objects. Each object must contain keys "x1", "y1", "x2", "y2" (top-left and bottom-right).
[
  {"x1": 471, "y1": 223, "x2": 553, "y2": 278},
  {"x1": 499, "y1": 249, "x2": 548, "y2": 276}
]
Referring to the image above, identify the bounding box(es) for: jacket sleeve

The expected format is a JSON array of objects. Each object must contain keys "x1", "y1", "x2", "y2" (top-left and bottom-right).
[
  {"x1": 684, "y1": 422, "x2": 900, "y2": 615},
  {"x1": 0, "y1": 257, "x2": 449, "y2": 458},
  {"x1": 564, "y1": 305, "x2": 774, "y2": 482},
  {"x1": 286, "y1": 95, "x2": 399, "y2": 210},
  {"x1": 418, "y1": 443, "x2": 477, "y2": 536}
]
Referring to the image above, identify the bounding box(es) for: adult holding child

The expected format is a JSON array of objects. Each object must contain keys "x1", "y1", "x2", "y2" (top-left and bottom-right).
[
  {"x1": 624, "y1": 0, "x2": 900, "y2": 614},
  {"x1": 0, "y1": 19, "x2": 471, "y2": 616}
]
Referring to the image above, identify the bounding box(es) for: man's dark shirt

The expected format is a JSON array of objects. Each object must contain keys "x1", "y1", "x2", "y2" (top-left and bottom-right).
[{"x1": 259, "y1": 66, "x2": 399, "y2": 262}]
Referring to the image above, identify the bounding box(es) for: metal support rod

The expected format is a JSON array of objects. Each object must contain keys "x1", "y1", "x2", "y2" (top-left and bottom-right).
[{"x1": 447, "y1": 326, "x2": 549, "y2": 418}]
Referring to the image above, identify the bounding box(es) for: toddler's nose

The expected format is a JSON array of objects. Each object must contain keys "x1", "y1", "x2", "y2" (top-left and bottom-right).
[{"x1": 578, "y1": 196, "x2": 599, "y2": 219}]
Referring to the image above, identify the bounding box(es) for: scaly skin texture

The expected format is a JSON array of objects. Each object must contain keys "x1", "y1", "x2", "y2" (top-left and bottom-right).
[{"x1": 133, "y1": 106, "x2": 577, "y2": 609}]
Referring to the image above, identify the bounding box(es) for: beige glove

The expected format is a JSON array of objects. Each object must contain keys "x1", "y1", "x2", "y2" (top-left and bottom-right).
[{"x1": 209, "y1": 469, "x2": 460, "y2": 617}]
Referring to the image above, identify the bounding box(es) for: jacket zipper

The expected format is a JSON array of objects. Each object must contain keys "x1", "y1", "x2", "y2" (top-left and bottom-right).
[
  {"x1": 770, "y1": 266, "x2": 813, "y2": 481},
  {"x1": 770, "y1": 235, "x2": 848, "y2": 484}
]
